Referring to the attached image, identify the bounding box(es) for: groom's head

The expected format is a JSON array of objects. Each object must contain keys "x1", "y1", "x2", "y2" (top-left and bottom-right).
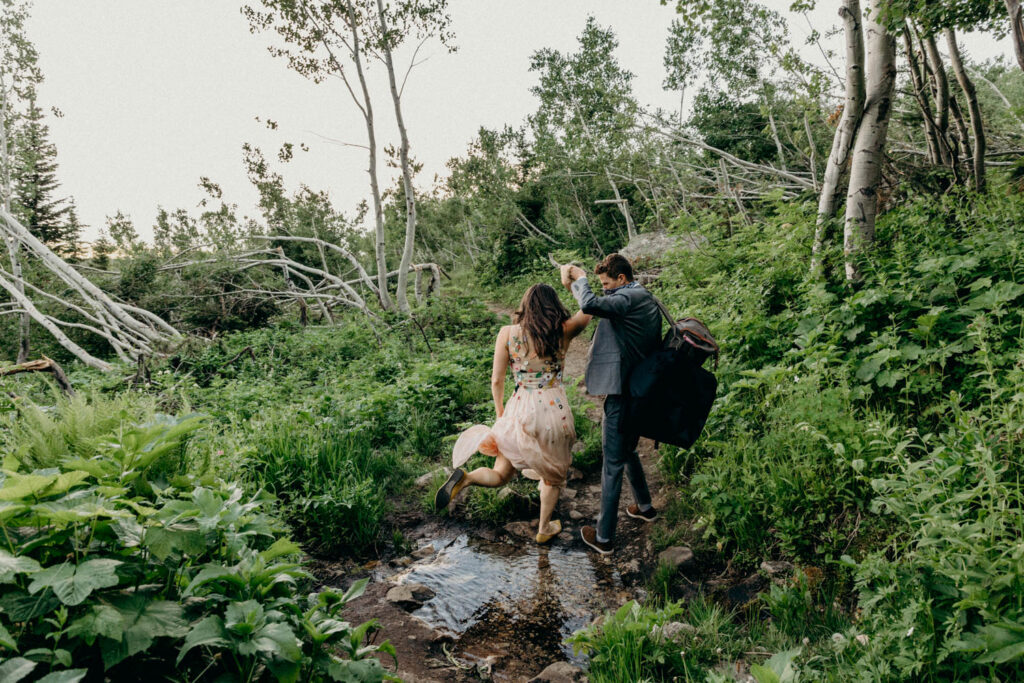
[{"x1": 595, "y1": 253, "x2": 634, "y2": 292}]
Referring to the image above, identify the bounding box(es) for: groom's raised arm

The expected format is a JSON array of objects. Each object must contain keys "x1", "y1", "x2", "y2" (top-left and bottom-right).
[{"x1": 571, "y1": 277, "x2": 629, "y2": 319}]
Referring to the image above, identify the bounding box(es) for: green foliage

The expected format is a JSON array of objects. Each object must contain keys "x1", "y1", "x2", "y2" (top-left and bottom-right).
[
  {"x1": 641, "y1": 185, "x2": 1024, "y2": 680},
  {"x1": 568, "y1": 600, "x2": 694, "y2": 682},
  {"x1": 0, "y1": 399, "x2": 394, "y2": 681}
]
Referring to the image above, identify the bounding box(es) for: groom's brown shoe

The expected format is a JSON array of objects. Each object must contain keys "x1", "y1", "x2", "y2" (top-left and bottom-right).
[
  {"x1": 580, "y1": 526, "x2": 613, "y2": 555},
  {"x1": 434, "y1": 469, "x2": 467, "y2": 511},
  {"x1": 626, "y1": 504, "x2": 657, "y2": 522}
]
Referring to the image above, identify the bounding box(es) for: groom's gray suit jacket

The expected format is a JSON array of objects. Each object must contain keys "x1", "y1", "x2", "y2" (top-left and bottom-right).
[{"x1": 571, "y1": 277, "x2": 662, "y2": 396}]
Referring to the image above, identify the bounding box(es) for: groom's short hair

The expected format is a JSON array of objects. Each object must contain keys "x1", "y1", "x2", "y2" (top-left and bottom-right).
[{"x1": 595, "y1": 253, "x2": 634, "y2": 282}]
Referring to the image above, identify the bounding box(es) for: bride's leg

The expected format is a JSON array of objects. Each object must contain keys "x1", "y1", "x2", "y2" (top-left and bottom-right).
[
  {"x1": 464, "y1": 454, "x2": 515, "y2": 488},
  {"x1": 538, "y1": 481, "x2": 560, "y2": 535}
]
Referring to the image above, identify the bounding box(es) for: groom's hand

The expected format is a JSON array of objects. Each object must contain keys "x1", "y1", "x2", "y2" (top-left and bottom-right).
[{"x1": 560, "y1": 264, "x2": 574, "y2": 290}]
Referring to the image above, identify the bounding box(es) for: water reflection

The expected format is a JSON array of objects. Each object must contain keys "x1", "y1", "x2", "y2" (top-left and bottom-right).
[{"x1": 399, "y1": 534, "x2": 623, "y2": 663}]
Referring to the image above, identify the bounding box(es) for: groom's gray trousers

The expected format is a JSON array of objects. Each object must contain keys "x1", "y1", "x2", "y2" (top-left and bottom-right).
[{"x1": 598, "y1": 394, "x2": 652, "y2": 541}]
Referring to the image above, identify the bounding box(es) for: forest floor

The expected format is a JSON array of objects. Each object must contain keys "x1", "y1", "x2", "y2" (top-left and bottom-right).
[{"x1": 313, "y1": 307, "x2": 761, "y2": 682}]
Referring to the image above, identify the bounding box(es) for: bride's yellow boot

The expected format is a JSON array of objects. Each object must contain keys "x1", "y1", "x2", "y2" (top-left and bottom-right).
[
  {"x1": 434, "y1": 469, "x2": 468, "y2": 511},
  {"x1": 535, "y1": 519, "x2": 562, "y2": 544}
]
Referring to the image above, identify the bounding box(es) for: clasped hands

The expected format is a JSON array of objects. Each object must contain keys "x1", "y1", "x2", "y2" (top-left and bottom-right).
[{"x1": 559, "y1": 264, "x2": 586, "y2": 290}]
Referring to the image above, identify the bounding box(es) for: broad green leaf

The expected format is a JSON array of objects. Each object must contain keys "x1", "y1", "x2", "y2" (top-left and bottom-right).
[
  {"x1": 0, "y1": 588, "x2": 60, "y2": 620},
  {"x1": 59, "y1": 458, "x2": 113, "y2": 479},
  {"x1": 66, "y1": 604, "x2": 123, "y2": 645},
  {"x1": 260, "y1": 537, "x2": 302, "y2": 562},
  {"x1": 100, "y1": 596, "x2": 187, "y2": 669},
  {"x1": 32, "y1": 492, "x2": 130, "y2": 524},
  {"x1": 28, "y1": 559, "x2": 122, "y2": 606},
  {"x1": 254, "y1": 621, "x2": 302, "y2": 662},
  {"x1": 0, "y1": 501, "x2": 28, "y2": 521},
  {"x1": 36, "y1": 670, "x2": 88, "y2": 683},
  {"x1": 176, "y1": 615, "x2": 229, "y2": 665},
  {"x1": 111, "y1": 518, "x2": 145, "y2": 547},
  {"x1": 750, "y1": 663, "x2": 780, "y2": 683},
  {"x1": 143, "y1": 525, "x2": 205, "y2": 561},
  {"x1": 0, "y1": 657, "x2": 36, "y2": 683},
  {"x1": 114, "y1": 594, "x2": 187, "y2": 643},
  {"x1": 182, "y1": 564, "x2": 235, "y2": 597},
  {"x1": 267, "y1": 659, "x2": 302, "y2": 683},
  {"x1": 0, "y1": 472, "x2": 58, "y2": 501},
  {"x1": 0, "y1": 549, "x2": 41, "y2": 583},
  {"x1": 0, "y1": 620, "x2": 17, "y2": 651},
  {"x1": 340, "y1": 577, "x2": 369, "y2": 604}
]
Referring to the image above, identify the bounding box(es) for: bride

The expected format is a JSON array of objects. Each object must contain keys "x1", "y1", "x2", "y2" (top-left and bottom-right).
[{"x1": 435, "y1": 283, "x2": 591, "y2": 543}]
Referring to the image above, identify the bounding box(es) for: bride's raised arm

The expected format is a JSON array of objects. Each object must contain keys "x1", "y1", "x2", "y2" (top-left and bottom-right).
[{"x1": 563, "y1": 311, "x2": 592, "y2": 341}]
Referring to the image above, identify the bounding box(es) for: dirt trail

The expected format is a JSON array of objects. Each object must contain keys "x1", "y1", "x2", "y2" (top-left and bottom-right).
[{"x1": 327, "y1": 305, "x2": 673, "y2": 682}]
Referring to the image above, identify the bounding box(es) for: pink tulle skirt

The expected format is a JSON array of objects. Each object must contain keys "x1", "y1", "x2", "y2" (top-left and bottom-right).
[{"x1": 452, "y1": 385, "x2": 575, "y2": 486}]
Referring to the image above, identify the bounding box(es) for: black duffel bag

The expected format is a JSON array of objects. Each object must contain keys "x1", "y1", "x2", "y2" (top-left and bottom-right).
[{"x1": 615, "y1": 297, "x2": 719, "y2": 449}]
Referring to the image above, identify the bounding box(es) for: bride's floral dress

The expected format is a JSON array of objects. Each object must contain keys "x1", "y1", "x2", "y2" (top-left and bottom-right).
[{"x1": 452, "y1": 324, "x2": 575, "y2": 486}]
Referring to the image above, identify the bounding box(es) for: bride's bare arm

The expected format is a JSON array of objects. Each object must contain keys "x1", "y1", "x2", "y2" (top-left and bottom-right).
[
  {"x1": 491, "y1": 326, "x2": 511, "y2": 418},
  {"x1": 563, "y1": 311, "x2": 593, "y2": 341}
]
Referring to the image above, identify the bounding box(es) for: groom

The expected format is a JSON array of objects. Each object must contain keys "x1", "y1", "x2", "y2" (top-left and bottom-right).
[{"x1": 562, "y1": 254, "x2": 662, "y2": 555}]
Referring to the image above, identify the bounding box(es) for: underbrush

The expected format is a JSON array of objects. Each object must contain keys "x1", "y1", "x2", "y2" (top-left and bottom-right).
[
  {"x1": 0, "y1": 396, "x2": 393, "y2": 681},
  {"x1": 628, "y1": 186, "x2": 1024, "y2": 679}
]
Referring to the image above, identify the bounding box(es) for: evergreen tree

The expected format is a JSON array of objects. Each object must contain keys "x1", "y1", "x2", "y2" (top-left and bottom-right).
[{"x1": 13, "y1": 94, "x2": 72, "y2": 252}]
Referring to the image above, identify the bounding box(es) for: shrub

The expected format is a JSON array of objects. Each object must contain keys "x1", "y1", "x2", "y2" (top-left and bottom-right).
[{"x1": 0, "y1": 403, "x2": 394, "y2": 682}]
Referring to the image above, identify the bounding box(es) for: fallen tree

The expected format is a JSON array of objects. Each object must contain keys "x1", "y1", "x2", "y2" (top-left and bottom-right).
[{"x1": 0, "y1": 208, "x2": 180, "y2": 371}]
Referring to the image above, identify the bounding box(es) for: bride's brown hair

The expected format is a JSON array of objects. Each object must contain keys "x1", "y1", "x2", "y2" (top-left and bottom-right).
[{"x1": 515, "y1": 284, "x2": 570, "y2": 360}]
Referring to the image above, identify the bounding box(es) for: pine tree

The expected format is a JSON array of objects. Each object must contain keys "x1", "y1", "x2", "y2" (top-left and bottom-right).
[{"x1": 13, "y1": 95, "x2": 72, "y2": 253}]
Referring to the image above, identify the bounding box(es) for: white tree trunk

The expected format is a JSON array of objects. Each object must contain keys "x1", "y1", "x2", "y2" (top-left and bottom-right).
[
  {"x1": 1007, "y1": 0, "x2": 1024, "y2": 72},
  {"x1": 376, "y1": 0, "x2": 418, "y2": 313},
  {"x1": 843, "y1": 0, "x2": 896, "y2": 282},
  {"x1": 945, "y1": 28, "x2": 986, "y2": 192},
  {"x1": 343, "y1": 0, "x2": 392, "y2": 312},
  {"x1": 1, "y1": 208, "x2": 169, "y2": 342},
  {"x1": 903, "y1": 27, "x2": 941, "y2": 166},
  {"x1": 603, "y1": 167, "x2": 637, "y2": 242},
  {"x1": 921, "y1": 33, "x2": 962, "y2": 179},
  {"x1": 0, "y1": 271, "x2": 112, "y2": 371},
  {"x1": 812, "y1": 0, "x2": 864, "y2": 276},
  {"x1": 0, "y1": 77, "x2": 29, "y2": 362}
]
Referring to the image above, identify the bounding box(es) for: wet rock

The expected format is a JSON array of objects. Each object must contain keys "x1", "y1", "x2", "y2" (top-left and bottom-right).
[
  {"x1": 588, "y1": 485, "x2": 602, "y2": 495},
  {"x1": 569, "y1": 509, "x2": 584, "y2": 520},
  {"x1": 392, "y1": 556, "x2": 413, "y2": 568},
  {"x1": 620, "y1": 559, "x2": 640, "y2": 574},
  {"x1": 497, "y1": 487, "x2": 514, "y2": 501},
  {"x1": 414, "y1": 468, "x2": 446, "y2": 487},
  {"x1": 504, "y1": 521, "x2": 535, "y2": 538},
  {"x1": 658, "y1": 621, "x2": 697, "y2": 642},
  {"x1": 562, "y1": 487, "x2": 577, "y2": 499},
  {"x1": 528, "y1": 661, "x2": 587, "y2": 682},
  {"x1": 567, "y1": 466, "x2": 584, "y2": 481},
  {"x1": 558, "y1": 532, "x2": 572, "y2": 542},
  {"x1": 386, "y1": 582, "x2": 435, "y2": 609},
  {"x1": 760, "y1": 560, "x2": 795, "y2": 583},
  {"x1": 411, "y1": 545, "x2": 436, "y2": 560},
  {"x1": 657, "y1": 546, "x2": 695, "y2": 570}
]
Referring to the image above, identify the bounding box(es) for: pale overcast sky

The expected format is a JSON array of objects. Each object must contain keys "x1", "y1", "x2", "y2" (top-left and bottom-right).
[{"x1": 28, "y1": 1, "x2": 1014, "y2": 241}]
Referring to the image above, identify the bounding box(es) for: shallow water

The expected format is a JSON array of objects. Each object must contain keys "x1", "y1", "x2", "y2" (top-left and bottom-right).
[{"x1": 392, "y1": 533, "x2": 629, "y2": 668}]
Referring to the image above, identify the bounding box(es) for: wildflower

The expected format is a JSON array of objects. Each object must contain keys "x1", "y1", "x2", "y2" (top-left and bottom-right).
[
  {"x1": 856, "y1": 634, "x2": 869, "y2": 646},
  {"x1": 906, "y1": 627, "x2": 914, "y2": 637}
]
